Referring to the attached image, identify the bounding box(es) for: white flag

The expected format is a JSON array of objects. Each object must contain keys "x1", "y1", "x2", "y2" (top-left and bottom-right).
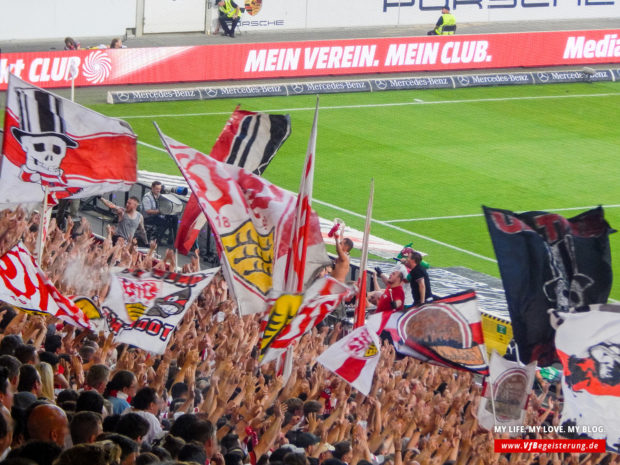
[
  {"x1": 317, "y1": 325, "x2": 381, "y2": 396},
  {"x1": 478, "y1": 350, "x2": 537, "y2": 432}
]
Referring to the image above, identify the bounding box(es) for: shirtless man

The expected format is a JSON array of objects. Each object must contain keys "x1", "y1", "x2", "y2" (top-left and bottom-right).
[{"x1": 331, "y1": 233, "x2": 353, "y2": 282}]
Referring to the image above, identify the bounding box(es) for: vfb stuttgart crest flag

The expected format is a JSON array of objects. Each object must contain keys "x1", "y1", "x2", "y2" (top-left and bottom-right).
[
  {"x1": 157, "y1": 127, "x2": 328, "y2": 315},
  {"x1": 0, "y1": 74, "x2": 137, "y2": 205}
]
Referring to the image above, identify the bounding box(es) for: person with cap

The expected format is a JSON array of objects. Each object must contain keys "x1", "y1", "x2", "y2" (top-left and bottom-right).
[
  {"x1": 427, "y1": 6, "x2": 456, "y2": 35},
  {"x1": 403, "y1": 252, "x2": 433, "y2": 306},
  {"x1": 216, "y1": 0, "x2": 241, "y2": 38},
  {"x1": 372, "y1": 265, "x2": 407, "y2": 313}
]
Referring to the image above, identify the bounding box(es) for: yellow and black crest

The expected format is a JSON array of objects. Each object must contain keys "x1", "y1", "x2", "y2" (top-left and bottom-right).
[
  {"x1": 244, "y1": 0, "x2": 262, "y2": 16},
  {"x1": 221, "y1": 220, "x2": 274, "y2": 295},
  {"x1": 259, "y1": 294, "x2": 303, "y2": 360},
  {"x1": 125, "y1": 303, "x2": 147, "y2": 322},
  {"x1": 364, "y1": 342, "x2": 378, "y2": 358},
  {"x1": 73, "y1": 296, "x2": 102, "y2": 320}
]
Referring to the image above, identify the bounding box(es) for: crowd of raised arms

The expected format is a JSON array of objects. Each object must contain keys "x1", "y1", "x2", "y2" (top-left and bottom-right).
[{"x1": 0, "y1": 207, "x2": 617, "y2": 465}]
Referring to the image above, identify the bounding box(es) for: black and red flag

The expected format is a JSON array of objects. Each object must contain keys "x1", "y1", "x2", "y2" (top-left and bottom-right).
[{"x1": 483, "y1": 205, "x2": 615, "y2": 366}]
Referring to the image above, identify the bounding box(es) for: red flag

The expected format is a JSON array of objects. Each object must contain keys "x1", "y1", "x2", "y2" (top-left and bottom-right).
[
  {"x1": 0, "y1": 74, "x2": 137, "y2": 205},
  {"x1": 174, "y1": 195, "x2": 206, "y2": 255},
  {"x1": 174, "y1": 107, "x2": 291, "y2": 253},
  {"x1": 0, "y1": 242, "x2": 90, "y2": 328}
]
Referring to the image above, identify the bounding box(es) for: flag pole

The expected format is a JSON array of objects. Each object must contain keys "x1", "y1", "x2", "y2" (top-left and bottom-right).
[
  {"x1": 354, "y1": 178, "x2": 374, "y2": 328},
  {"x1": 35, "y1": 186, "x2": 49, "y2": 263},
  {"x1": 284, "y1": 96, "x2": 319, "y2": 293}
]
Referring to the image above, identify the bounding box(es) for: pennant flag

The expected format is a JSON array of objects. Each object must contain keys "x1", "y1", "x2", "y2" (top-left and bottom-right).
[
  {"x1": 483, "y1": 206, "x2": 614, "y2": 365},
  {"x1": 317, "y1": 324, "x2": 381, "y2": 396},
  {"x1": 556, "y1": 304, "x2": 620, "y2": 453},
  {"x1": 175, "y1": 107, "x2": 291, "y2": 254},
  {"x1": 284, "y1": 98, "x2": 317, "y2": 293},
  {"x1": 0, "y1": 242, "x2": 90, "y2": 328},
  {"x1": 157, "y1": 128, "x2": 329, "y2": 315},
  {"x1": 0, "y1": 74, "x2": 137, "y2": 205},
  {"x1": 101, "y1": 267, "x2": 218, "y2": 354},
  {"x1": 394, "y1": 290, "x2": 489, "y2": 375},
  {"x1": 260, "y1": 276, "x2": 351, "y2": 363},
  {"x1": 354, "y1": 179, "x2": 374, "y2": 328},
  {"x1": 478, "y1": 351, "x2": 537, "y2": 432}
]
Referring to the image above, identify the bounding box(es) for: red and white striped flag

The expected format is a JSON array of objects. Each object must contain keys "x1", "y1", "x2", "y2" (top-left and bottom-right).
[
  {"x1": 0, "y1": 242, "x2": 90, "y2": 328},
  {"x1": 317, "y1": 324, "x2": 381, "y2": 396}
]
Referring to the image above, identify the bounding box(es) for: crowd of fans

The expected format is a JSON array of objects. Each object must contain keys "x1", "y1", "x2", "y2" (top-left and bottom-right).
[{"x1": 0, "y1": 207, "x2": 617, "y2": 465}]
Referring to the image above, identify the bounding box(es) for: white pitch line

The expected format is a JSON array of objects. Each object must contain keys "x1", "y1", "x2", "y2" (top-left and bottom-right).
[
  {"x1": 136, "y1": 141, "x2": 496, "y2": 262},
  {"x1": 386, "y1": 204, "x2": 620, "y2": 223},
  {"x1": 117, "y1": 92, "x2": 620, "y2": 119},
  {"x1": 139, "y1": 140, "x2": 168, "y2": 152},
  {"x1": 312, "y1": 198, "x2": 497, "y2": 263}
]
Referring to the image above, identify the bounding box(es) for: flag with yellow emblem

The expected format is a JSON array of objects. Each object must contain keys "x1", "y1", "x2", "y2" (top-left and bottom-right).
[
  {"x1": 259, "y1": 276, "x2": 351, "y2": 363},
  {"x1": 101, "y1": 267, "x2": 218, "y2": 354},
  {"x1": 156, "y1": 126, "x2": 329, "y2": 315},
  {"x1": 317, "y1": 324, "x2": 381, "y2": 396}
]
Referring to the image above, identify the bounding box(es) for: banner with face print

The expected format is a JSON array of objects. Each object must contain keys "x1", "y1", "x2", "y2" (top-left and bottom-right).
[{"x1": 102, "y1": 267, "x2": 219, "y2": 354}]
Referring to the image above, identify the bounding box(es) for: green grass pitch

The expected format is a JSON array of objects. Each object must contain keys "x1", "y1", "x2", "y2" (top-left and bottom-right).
[{"x1": 70, "y1": 81, "x2": 620, "y2": 300}]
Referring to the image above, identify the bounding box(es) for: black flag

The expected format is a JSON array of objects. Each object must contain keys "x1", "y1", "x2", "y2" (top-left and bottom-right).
[{"x1": 483, "y1": 206, "x2": 614, "y2": 365}]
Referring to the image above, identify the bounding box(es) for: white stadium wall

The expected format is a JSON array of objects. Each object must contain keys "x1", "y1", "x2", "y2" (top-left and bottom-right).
[
  {"x1": 0, "y1": 0, "x2": 618, "y2": 41},
  {"x1": 0, "y1": 0, "x2": 137, "y2": 41}
]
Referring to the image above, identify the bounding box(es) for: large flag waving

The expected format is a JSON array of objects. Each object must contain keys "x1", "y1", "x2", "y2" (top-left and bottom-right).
[
  {"x1": 317, "y1": 324, "x2": 381, "y2": 396},
  {"x1": 0, "y1": 74, "x2": 137, "y2": 205},
  {"x1": 174, "y1": 107, "x2": 291, "y2": 254},
  {"x1": 478, "y1": 351, "x2": 537, "y2": 432},
  {"x1": 484, "y1": 206, "x2": 614, "y2": 365},
  {"x1": 101, "y1": 267, "x2": 219, "y2": 354},
  {"x1": 157, "y1": 127, "x2": 329, "y2": 315},
  {"x1": 556, "y1": 304, "x2": 620, "y2": 453},
  {"x1": 391, "y1": 290, "x2": 489, "y2": 374},
  {"x1": 0, "y1": 242, "x2": 90, "y2": 328}
]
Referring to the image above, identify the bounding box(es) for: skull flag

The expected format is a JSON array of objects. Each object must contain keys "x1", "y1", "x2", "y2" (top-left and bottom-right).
[
  {"x1": 556, "y1": 304, "x2": 620, "y2": 453},
  {"x1": 483, "y1": 206, "x2": 615, "y2": 366},
  {"x1": 0, "y1": 74, "x2": 137, "y2": 205}
]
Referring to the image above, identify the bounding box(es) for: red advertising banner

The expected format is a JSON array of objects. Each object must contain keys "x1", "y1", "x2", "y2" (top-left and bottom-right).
[{"x1": 1, "y1": 30, "x2": 619, "y2": 91}]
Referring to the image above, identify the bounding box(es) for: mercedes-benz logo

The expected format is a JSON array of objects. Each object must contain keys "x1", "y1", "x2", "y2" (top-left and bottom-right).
[
  {"x1": 457, "y1": 76, "x2": 470, "y2": 86},
  {"x1": 117, "y1": 92, "x2": 129, "y2": 102},
  {"x1": 205, "y1": 88, "x2": 218, "y2": 98},
  {"x1": 537, "y1": 73, "x2": 550, "y2": 83},
  {"x1": 290, "y1": 84, "x2": 304, "y2": 94},
  {"x1": 375, "y1": 80, "x2": 387, "y2": 90}
]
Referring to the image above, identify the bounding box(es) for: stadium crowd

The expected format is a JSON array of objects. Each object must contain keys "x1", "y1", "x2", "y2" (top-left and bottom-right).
[{"x1": 0, "y1": 207, "x2": 617, "y2": 465}]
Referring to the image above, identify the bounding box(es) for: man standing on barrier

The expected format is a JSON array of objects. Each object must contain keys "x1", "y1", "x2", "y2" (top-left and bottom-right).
[{"x1": 142, "y1": 181, "x2": 178, "y2": 245}]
